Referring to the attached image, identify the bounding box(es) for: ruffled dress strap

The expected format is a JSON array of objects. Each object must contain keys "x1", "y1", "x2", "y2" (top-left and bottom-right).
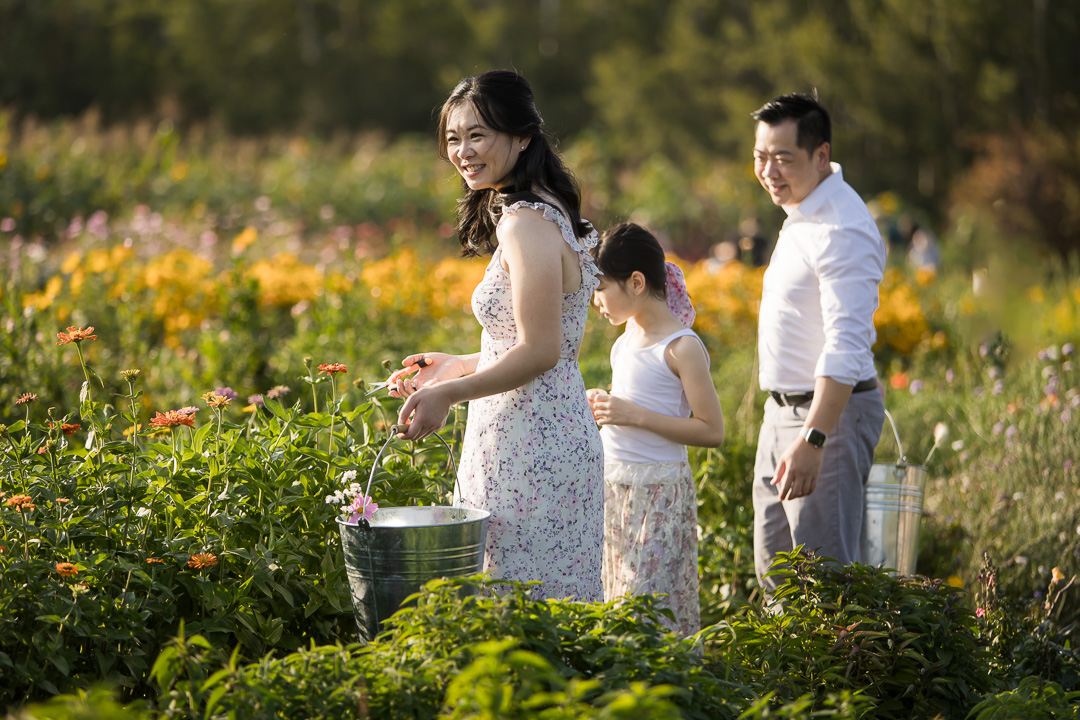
[{"x1": 500, "y1": 200, "x2": 601, "y2": 281}]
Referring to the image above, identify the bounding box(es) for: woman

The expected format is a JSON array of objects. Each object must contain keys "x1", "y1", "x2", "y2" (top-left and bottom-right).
[{"x1": 389, "y1": 70, "x2": 603, "y2": 601}]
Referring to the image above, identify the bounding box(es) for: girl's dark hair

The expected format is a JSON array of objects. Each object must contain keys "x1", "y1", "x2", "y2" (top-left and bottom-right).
[
  {"x1": 592, "y1": 222, "x2": 667, "y2": 299},
  {"x1": 437, "y1": 70, "x2": 589, "y2": 257}
]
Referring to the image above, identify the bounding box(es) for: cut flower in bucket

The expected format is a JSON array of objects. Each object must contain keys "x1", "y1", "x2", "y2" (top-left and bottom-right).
[{"x1": 326, "y1": 469, "x2": 379, "y2": 524}]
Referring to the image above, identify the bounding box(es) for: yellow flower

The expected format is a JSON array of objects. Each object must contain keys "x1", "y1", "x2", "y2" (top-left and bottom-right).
[
  {"x1": 232, "y1": 227, "x2": 258, "y2": 254},
  {"x1": 946, "y1": 575, "x2": 963, "y2": 588},
  {"x1": 1052, "y1": 567, "x2": 1065, "y2": 584}
]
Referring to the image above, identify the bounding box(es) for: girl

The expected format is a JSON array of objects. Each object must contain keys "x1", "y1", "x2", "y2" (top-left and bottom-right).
[
  {"x1": 389, "y1": 70, "x2": 604, "y2": 601},
  {"x1": 587, "y1": 222, "x2": 725, "y2": 635}
]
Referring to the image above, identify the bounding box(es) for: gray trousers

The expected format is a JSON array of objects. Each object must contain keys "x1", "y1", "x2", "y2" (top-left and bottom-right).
[{"x1": 752, "y1": 389, "x2": 885, "y2": 593}]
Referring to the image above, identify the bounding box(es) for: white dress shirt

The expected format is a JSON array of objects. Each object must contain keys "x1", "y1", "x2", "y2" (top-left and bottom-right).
[{"x1": 757, "y1": 163, "x2": 885, "y2": 392}]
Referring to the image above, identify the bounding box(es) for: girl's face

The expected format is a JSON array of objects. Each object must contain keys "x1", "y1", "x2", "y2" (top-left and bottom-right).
[
  {"x1": 592, "y1": 275, "x2": 636, "y2": 326},
  {"x1": 444, "y1": 103, "x2": 527, "y2": 191}
]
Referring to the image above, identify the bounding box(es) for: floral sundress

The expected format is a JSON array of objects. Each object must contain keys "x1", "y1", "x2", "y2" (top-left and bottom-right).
[{"x1": 454, "y1": 200, "x2": 604, "y2": 601}]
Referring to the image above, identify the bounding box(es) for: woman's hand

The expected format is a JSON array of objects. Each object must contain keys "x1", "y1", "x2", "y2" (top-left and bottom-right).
[
  {"x1": 395, "y1": 384, "x2": 453, "y2": 441},
  {"x1": 386, "y1": 352, "x2": 468, "y2": 398}
]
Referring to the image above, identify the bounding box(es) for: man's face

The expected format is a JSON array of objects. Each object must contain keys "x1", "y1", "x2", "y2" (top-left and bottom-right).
[{"x1": 753, "y1": 119, "x2": 829, "y2": 208}]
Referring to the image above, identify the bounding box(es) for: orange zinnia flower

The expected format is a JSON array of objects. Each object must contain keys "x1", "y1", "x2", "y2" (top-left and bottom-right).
[
  {"x1": 149, "y1": 409, "x2": 197, "y2": 429},
  {"x1": 15, "y1": 393, "x2": 37, "y2": 405},
  {"x1": 146, "y1": 557, "x2": 164, "y2": 564},
  {"x1": 187, "y1": 552, "x2": 218, "y2": 569},
  {"x1": 56, "y1": 326, "x2": 98, "y2": 345},
  {"x1": 318, "y1": 363, "x2": 347, "y2": 376},
  {"x1": 889, "y1": 372, "x2": 910, "y2": 390},
  {"x1": 5, "y1": 494, "x2": 32, "y2": 508},
  {"x1": 56, "y1": 562, "x2": 78, "y2": 578}
]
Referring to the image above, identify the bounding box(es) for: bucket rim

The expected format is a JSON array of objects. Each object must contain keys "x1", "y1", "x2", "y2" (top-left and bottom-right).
[
  {"x1": 871, "y1": 461, "x2": 929, "y2": 471},
  {"x1": 336, "y1": 506, "x2": 491, "y2": 529}
]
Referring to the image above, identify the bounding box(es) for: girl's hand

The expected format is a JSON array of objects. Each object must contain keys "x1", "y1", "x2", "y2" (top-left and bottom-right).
[
  {"x1": 589, "y1": 392, "x2": 641, "y2": 427},
  {"x1": 386, "y1": 353, "x2": 467, "y2": 398},
  {"x1": 585, "y1": 388, "x2": 606, "y2": 419}
]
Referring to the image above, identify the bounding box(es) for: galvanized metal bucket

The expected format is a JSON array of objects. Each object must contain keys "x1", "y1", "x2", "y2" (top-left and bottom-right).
[
  {"x1": 336, "y1": 431, "x2": 489, "y2": 642},
  {"x1": 337, "y1": 506, "x2": 488, "y2": 642},
  {"x1": 860, "y1": 410, "x2": 928, "y2": 575}
]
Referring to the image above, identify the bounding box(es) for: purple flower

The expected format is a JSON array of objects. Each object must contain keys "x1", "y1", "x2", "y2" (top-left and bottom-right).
[
  {"x1": 213, "y1": 387, "x2": 239, "y2": 401},
  {"x1": 1063, "y1": 343, "x2": 1075, "y2": 357},
  {"x1": 993, "y1": 380, "x2": 1004, "y2": 396},
  {"x1": 1005, "y1": 425, "x2": 1017, "y2": 439},
  {"x1": 1066, "y1": 460, "x2": 1074, "y2": 472},
  {"x1": 992, "y1": 421, "x2": 1004, "y2": 435},
  {"x1": 248, "y1": 394, "x2": 265, "y2": 408},
  {"x1": 266, "y1": 385, "x2": 291, "y2": 400},
  {"x1": 909, "y1": 380, "x2": 923, "y2": 395},
  {"x1": 945, "y1": 368, "x2": 955, "y2": 384}
]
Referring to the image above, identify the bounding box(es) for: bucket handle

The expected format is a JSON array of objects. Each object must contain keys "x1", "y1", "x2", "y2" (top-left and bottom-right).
[
  {"x1": 362, "y1": 426, "x2": 459, "y2": 505},
  {"x1": 882, "y1": 408, "x2": 907, "y2": 464}
]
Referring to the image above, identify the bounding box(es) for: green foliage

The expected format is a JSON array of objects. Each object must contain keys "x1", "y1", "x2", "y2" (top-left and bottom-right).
[
  {"x1": 973, "y1": 554, "x2": 1080, "y2": 692},
  {"x1": 706, "y1": 549, "x2": 992, "y2": 719},
  {"x1": 0, "y1": 344, "x2": 456, "y2": 708},
  {"x1": 967, "y1": 676, "x2": 1080, "y2": 720}
]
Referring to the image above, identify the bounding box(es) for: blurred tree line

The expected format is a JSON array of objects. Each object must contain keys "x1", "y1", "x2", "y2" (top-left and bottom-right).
[{"x1": 1, "y1": 0, "x2": 1079, "y2": 254}]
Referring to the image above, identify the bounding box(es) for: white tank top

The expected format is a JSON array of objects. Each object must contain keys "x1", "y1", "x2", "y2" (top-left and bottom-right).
[{"x1": 600, "y1": 327, "x2": 705, "y2": 464}]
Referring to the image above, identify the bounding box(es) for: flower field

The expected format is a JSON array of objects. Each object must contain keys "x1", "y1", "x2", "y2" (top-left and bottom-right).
[{"x1": 3, "y1": 117, "x2": 1080, "y2": 717}]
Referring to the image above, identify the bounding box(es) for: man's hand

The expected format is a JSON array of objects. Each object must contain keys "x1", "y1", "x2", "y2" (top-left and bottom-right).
[{"x1": 772, "y1": 436, "x2": 825, "y2": 500}]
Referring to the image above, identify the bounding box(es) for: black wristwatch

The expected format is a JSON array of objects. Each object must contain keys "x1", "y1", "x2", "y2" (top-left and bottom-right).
[{"x1": 803, "y1": 427, "x2": 827, "y2": 449}]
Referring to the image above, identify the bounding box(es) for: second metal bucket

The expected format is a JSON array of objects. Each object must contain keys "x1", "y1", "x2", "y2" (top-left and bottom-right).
[
  {"x1": 338, "y1": 506, "x2": 489, "y2": 642},
  {"x1": 860, "y1": 462, "x2": 927, "y2": 575},
  {"x1": 859, "y1": 410, "x2": 928, "y2": 575}
]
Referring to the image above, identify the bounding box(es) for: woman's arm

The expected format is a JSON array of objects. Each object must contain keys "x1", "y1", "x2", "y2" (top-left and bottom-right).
[
  {"x1": 591, "y1": 336, "x2": 725, "y2": 448},
  {"x1": 396, "y1": 209, "x2": 566, "y2": 439}
]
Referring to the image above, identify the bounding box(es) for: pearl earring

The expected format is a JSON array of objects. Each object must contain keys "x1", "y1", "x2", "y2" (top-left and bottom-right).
[{"x1": 520, "y1": 145, "x2": 525, "y2": 150}]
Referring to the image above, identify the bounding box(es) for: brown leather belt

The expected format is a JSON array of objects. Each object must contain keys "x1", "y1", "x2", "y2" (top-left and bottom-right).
[{"x1": 768, "y1": 378, "x2": 878, "y2": 407}]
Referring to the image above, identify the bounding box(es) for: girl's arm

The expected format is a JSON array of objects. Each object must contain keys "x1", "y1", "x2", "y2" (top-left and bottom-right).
[
  {"x1": 395, "y1": 209, "x2": 565, "y2": 439},
  {"x1": 592, "y1": 336, "x2": 725, "y2": 448}
]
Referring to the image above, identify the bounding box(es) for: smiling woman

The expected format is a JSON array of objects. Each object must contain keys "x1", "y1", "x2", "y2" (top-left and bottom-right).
[{"x1": 387, "y1": 70, "x2": 605, "y2": 601}]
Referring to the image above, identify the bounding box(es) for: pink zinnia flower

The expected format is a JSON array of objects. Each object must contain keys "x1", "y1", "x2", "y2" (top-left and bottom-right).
[
  {"x1": 150, "y1": 409, "x2": 197, "y2": 429},
  {"x1": 346, "y1": 494, "x2": 379, "y2": 524}
]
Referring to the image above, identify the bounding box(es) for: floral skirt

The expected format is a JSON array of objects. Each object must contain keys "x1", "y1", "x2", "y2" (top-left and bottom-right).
[{"x1": 602, "y1": 459, "x2": 700, "y2": 637}]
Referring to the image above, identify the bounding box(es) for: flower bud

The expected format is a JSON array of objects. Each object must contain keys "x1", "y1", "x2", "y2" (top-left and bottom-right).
[{"x1": 933, "y1": 422, "x2": 949, "y2": 445}]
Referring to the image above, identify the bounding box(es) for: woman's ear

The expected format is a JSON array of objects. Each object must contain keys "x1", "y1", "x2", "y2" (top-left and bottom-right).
[{"x1": 630, "y1": 271, "x2": 646, "y2": 296}]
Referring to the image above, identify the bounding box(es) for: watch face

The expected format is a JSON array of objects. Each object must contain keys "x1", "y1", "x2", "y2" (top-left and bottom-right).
[{"x1": 805, "y1": 428, "x2": 827, "y2": 448}]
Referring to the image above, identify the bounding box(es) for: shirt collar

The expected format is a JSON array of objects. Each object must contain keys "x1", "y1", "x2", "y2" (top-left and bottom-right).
[{"x1": 783, "y1": 162, "x2": 844, "y2": 220}]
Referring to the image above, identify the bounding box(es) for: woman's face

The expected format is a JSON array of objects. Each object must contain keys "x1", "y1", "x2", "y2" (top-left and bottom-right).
[{"x1": 444, "y1": 103, "x2": 527, "y2": 191}]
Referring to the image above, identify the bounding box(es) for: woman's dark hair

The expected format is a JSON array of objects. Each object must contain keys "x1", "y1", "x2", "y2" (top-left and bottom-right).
[
  {"x1": 592, "y1": 222, "x2": 667, "y2": 299},
  {"x1": 437, "y1": 70, "x2": 589, "y2": 257}
]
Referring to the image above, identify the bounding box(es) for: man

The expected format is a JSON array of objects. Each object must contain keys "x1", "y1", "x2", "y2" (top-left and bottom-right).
[{"x1": 750, "y1": 92, "x2": 886, "y2": 594}]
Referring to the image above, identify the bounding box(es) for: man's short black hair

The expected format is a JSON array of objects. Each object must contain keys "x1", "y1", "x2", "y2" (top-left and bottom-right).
[{"x1": 752, "y1": 92, "x2": 831, "y2": 154}]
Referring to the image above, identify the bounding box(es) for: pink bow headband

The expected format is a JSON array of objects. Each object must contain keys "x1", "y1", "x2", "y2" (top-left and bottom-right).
[{"x1": 665, "y1": 261, "x2": 695, "y2": 328}]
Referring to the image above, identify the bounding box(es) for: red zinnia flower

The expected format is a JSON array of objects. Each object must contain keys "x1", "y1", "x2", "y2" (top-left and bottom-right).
[
  {"x1": 56, "y1": 326, "x2": 98, "y2": 345},
  {"x1": 15, "y1": 393, "x2": 37, "y2": 405},
  {"x1": 49, "y1": 422, "x2": 81, "y2": 436},
  {"x1": 318, "y1": 363, "x2": 347, "y2": 376}
]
